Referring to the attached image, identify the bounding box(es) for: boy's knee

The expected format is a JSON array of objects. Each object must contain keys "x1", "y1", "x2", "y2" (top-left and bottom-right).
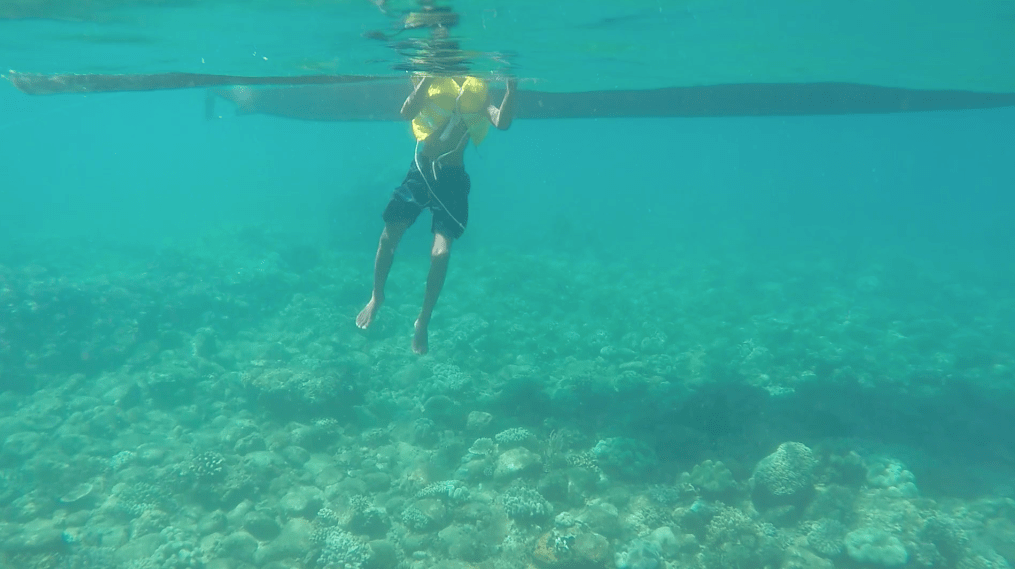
[
  {"x1": 380, "y1": 223, "x2": 407, "y2": 250},
  {"x1": 431, "y1": 234, "x2": 453, "y2": 259},
  {"x1": 431, "y1": 242, "x2": 451, "y2": 259}
]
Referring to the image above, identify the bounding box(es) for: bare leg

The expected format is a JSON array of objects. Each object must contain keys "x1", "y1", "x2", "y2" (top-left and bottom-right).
[
  {"x1": 413, "y1": 232, "x2": 453, "y2": 354},
  {"x1": 357, "y1": 222, "x2": 409, "y2": 329}
]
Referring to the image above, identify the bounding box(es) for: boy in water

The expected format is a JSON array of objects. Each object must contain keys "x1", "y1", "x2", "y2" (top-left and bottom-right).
[{"x1": 356, "y1": 75, "x2": 516, "y2": 354}]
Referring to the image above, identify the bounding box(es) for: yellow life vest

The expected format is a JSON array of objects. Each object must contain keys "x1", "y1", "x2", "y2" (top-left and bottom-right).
[{"x1": 411, "y1": 76, "x2": 490, "y2": 145}]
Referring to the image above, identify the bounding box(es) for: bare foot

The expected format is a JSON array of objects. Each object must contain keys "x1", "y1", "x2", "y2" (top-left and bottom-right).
[
  {"x1": 356, "y1": 296, "x2": 382, "y2": 329},
  {"x1": 412, "y1": 319, "x2": 429, "y2": 354}
]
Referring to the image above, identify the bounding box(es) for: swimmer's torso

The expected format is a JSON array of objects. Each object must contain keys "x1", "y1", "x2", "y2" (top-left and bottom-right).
[
  {"x1": 412, "y1": 76, "x2": 491, "y2": 165},
  {"x1": 418, "y1": 122, "x2": 471, "y2": 164}
]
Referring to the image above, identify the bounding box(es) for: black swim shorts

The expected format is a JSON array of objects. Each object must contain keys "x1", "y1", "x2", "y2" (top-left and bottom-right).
[{"x1": 383, "y1": 157, "x2": 470, "y2": 240}]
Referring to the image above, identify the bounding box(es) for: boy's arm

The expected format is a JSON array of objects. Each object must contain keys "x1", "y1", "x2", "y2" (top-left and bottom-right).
[
  {"x1": 487, "y1": 78, "x2": 517, "y2": 131},
  {"x1": 400, "y1": 76, "x2": 433, "y2": 120}
]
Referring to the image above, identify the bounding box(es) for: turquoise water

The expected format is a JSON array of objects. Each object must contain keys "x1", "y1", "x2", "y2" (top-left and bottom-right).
[{"x1": 2, "y1": 1, "x2": 1015, "y2": 569}]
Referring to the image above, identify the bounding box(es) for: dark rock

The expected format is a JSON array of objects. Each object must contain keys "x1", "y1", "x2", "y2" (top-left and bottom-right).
[{"x1": 244, "y1": 512, "x2": 281, "y2": 541}]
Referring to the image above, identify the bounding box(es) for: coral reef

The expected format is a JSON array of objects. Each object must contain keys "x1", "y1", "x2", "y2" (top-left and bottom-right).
[
  {"x1": 591, "y1": 437, "x2": 658, "y2": 481},
  {"x1": 2, "y1": 227, "x2": 1014, "y2": 569},
  {"x1": 413, "y1": 480, "x2": 469, "y2": 501},
  {"x1": 844, "y1": 527, "x2": 909, "y2": 567},
  {"x1": 500, "y1": 485, "x2": 553, "y2": 521},
  {"x1": 751, "y1": 442, "x2": 817, "y2": 509},
  {"x1": 313, "y1": 526, "x2": 371, "y2": 569},
  {"x1": 615, "y1": 538, "x2": 663, "y2": 569},
  {"x1": 532, "y1": 524, "x2": 612, "y2": 569},
  {"x1": 805, "y1": 518, "x2": 847, "y2": 557},
  {"x1": 701, "y1": 506, "x2": 784, "y2": 569},
  {"x1": 684, "y1": 459, "x2": 738, "y2": 500},
  {"x1": 495, "y1": 427, "x2": 535, "y2": 448}
]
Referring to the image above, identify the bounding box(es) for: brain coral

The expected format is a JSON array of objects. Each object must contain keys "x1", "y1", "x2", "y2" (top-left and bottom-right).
[{"x1": 751, "y1": 442, "x2": 817, "y2": 507}]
